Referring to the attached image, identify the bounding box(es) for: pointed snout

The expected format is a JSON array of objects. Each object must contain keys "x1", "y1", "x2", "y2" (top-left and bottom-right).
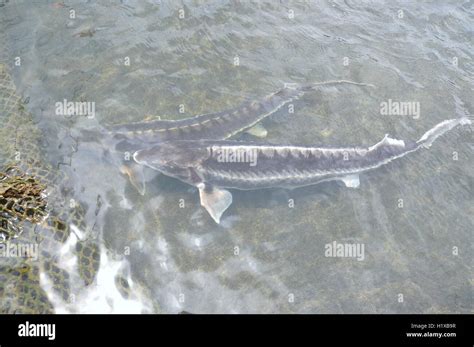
[
  {"x1": 132, "y1": 149, "x2": 145, "y2": 164},
  {"x1": 133, "y1": 146, "x2": 159, "y2": 165}
]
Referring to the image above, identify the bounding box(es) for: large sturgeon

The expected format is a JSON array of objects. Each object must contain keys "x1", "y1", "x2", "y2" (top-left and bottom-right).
[
  {"x1": 93, "y1": 80, "x2": 373, "y2": 193},
  {"x1": 133, "y1": 117, "x2": 471, "y2": 223}
]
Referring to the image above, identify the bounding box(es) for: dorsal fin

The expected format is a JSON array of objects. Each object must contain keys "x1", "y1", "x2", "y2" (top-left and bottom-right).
[{"x1": 368, "y1": 134, "x2": 405, "y2": 151}]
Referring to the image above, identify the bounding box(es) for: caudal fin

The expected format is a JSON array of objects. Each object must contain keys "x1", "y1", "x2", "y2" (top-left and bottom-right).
[
  {"x1": 416, "y1": 117, "x2": 471, "y2": 149},
  {"x1": 282, "y1": 80, "x2": 375, "y2": 92}
]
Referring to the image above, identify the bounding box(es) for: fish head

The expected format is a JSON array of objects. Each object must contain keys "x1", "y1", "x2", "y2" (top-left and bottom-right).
[{"x1": 133, "y1": 141, "x2": 209, "y2": 182}]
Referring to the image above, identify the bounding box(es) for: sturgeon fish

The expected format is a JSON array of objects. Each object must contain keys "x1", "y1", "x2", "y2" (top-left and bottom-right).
[
  {"x1": 94, "y1": 80, "x2": 373, "y2": 194},
  {"x1": 133, "y1": 117, "x2": 471, "y2": 223},
  {"x1": 106, "y1": 80, "x2": 372, "y2": 145}
]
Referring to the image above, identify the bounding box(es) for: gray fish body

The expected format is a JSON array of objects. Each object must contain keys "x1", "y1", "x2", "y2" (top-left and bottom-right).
[
  {"x1": 133, "y1": 117, "x2": 471, "y2": 223},
  {"x1": 106, "y1": 86, "x2": 304, "y2": 146},
  {"x1": 134, "y1": 136, "x2": 416, "y2": 190},
  {"x1": 192, "y1": 138, "x2": 417, "y2": 190},
  {"x1": 106, "y1": 80, "x2": 371, "y2": 148}
]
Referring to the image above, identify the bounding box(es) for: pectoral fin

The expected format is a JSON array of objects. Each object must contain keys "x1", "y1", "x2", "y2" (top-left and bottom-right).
[
  {"x1": 198, "y1": 183, "x2": 233, "y2": 224},
  {"x1": 245, "y1": 123, "x2": 268, "y2": 138},
  {"x1": 340, "y1": 174, "x2": 360, "y2": 188},
  {"x1": 120, "y1": 162, "x2": 147, "y2": 195}
]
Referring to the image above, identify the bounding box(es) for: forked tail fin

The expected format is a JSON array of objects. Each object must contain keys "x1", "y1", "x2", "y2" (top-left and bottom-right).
[
  {"x1": 284, "y1": 80, "x2": 375, "y2": 92},
  {"x1": 416, "y1": 117, "x2": 471, "y2": 149}
]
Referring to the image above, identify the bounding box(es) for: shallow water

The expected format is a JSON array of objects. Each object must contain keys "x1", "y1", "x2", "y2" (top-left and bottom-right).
[{"x1": 0, "y1": 0, "x2": 472, "y2": 313}]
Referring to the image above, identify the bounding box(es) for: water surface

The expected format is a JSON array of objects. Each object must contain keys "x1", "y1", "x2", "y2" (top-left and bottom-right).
[{"x1": 0, "y1": 0, "x2": 472, "y2": 313}]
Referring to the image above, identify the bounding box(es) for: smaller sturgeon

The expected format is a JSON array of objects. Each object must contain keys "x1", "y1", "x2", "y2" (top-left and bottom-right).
[
  {"x1": 133, "y1": 117, "x2": 471, "y2": 223},
  {"x1": 106, "y1": 80, "x2": 373, "y2": 145}
]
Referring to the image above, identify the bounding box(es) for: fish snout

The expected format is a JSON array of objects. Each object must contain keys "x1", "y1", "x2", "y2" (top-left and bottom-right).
[
  {"x1": 133, "y1": 146, "x2": 170, "y2": 169},
  {"x1": 133, "y1": 148, "x2": 161, "y2": 166},
  {"x1": 132, "y1": 150, "x2": 145, "y2": 164}
]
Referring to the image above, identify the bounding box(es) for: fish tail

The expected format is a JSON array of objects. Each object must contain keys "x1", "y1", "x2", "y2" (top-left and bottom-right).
[
  {"x1": 416, "y1": 117, "x2": 472, "y2": 149},
  {"x1": 295, "y1": 80, "x2": 375, "y2": 92}
]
